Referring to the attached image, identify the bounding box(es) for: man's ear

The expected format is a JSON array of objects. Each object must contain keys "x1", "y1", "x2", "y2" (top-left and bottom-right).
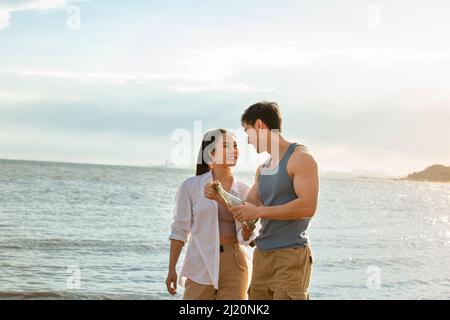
[
  {"x1": 255, "y1": 119, "x2": 268, "y2": 131},
  {"x1": 255, "y1": 119, "x2": 263, "y2": 130}
]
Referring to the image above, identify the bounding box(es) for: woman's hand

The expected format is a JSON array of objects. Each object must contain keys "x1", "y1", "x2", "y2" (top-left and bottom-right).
[
  {"x1": 241, "y1": 223, "x2": 255, "y2": 241},
  {"x1": 166, "y1": 269, "x2": 178, "y2": 295},
  {"x1": 204, "y1": 181, "x2": 220, "y2": 201}
]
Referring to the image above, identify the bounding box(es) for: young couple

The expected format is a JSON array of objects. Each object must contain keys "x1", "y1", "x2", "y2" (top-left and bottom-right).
[{"x1": 166, "y1": 101, "x2": 319, "y2": 300}]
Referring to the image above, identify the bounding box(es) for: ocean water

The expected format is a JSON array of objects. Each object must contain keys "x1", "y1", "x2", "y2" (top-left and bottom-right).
[{"x1": 0, "y1": 159, "x2": 449, "y2": 300}]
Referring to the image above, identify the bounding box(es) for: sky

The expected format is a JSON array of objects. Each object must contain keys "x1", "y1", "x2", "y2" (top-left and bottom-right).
[{"x1": 0, "y1": 0, "x2": 449, "y2": 176}]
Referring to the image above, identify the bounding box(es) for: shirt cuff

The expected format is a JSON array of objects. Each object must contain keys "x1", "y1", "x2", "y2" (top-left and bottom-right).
[{"x1": 169, "y1": 232, "x2": 188, "y2": 244}]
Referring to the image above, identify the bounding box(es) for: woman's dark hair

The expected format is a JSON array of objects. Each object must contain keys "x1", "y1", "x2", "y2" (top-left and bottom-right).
[
  {"x1": 196, "y1": 129, "x2": 227, "y2": 176},
  {"x1": 241, "y1": 101, "x2": 282, "y2": 131}
]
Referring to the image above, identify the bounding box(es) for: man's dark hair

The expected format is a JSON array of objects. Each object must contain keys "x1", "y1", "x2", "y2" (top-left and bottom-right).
[{"x1": 241, "y1": 101, "x2": 282, "y2": 131}]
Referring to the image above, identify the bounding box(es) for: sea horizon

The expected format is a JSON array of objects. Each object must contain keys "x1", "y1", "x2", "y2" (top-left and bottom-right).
[{"x1": 0, "y1": 158, "x2": 416, "y2": 180}]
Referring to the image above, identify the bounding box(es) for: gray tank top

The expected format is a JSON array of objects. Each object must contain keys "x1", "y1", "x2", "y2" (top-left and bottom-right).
[{"x1": 255, "y1": 143, "x2": 311, "y2": 250}]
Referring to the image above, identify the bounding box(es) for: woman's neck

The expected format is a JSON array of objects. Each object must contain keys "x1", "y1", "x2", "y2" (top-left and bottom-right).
[{"x1": 212, "y1": 166, "x2": 233, "y2": 183}]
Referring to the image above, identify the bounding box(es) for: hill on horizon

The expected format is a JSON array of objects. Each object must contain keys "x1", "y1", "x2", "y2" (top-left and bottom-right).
[{"x1": 404, "y1": 164, "x2": 450, "y2": 182}]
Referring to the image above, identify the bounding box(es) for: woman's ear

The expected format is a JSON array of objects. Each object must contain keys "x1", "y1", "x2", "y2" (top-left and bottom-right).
[{"x1": 208, "y1": 149, "x2": 215, "y2": 163}]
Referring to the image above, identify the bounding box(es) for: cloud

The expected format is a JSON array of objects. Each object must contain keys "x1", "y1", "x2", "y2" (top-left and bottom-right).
[
  {"x1": 0, "y1": 68, "x2": 264, "y2": 92},
  {"x1": 0, "y1": 0, "x2": 70, "y2": 30},
  {"x1": 0, "y1": 89, "x2": 85, "y2": 105},
  {"x1": 0, "y1": 69, "x2": 149, "y2": 85},
  {"x1": 3, "y1": 41, "x2": 449, "y2": 85},
  {"x1": 0, "y1": 9, "x2": 10, "y2": 29},
  {"x1": 4, "y1": 44, "x2": 448, "y2": 94},
  {"x1": 171, "y1": 83, "x2": 266, "y2": 93},
  {"x1": 0, "y1": 43, "x2": 296, "y2": 91}
]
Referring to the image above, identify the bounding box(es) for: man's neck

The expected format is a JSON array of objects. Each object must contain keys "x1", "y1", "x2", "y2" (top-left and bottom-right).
[{"x1": 267, "y1": 134, "x2": 291, "y2": 157}]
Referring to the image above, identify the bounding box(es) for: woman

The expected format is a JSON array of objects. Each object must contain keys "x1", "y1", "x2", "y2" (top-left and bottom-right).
[{"x1": 166, "y1": 129, "x2": 256, "y2": 300}]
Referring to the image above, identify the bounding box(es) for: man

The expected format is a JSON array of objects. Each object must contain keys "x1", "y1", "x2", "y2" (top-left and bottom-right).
[{"x1": 205, "y1": 101, "x2": 319, "y2": 300}]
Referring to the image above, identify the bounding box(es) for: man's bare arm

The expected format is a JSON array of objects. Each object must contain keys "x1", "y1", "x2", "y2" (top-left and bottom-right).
[
  {"x1": 257, "y1": 150, "x2": 319, "y2": 220},
  {"x1": 244, "y1": 165, "x2": 262, "y2": 206}
]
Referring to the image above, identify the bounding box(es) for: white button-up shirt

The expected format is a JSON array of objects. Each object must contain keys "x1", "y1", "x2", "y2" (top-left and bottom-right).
[{"x1": 169, "y1": 170, "x2": 258, "y2": 289}]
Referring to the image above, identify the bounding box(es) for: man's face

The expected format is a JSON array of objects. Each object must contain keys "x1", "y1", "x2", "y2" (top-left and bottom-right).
[{"x1": 243, "y1": 122, "x2": 266, "y2": 154}]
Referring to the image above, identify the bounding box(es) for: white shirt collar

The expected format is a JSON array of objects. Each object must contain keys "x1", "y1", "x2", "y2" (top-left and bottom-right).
[{"x1": 205, "y1": 170, "x2": 240, "y2": 196}]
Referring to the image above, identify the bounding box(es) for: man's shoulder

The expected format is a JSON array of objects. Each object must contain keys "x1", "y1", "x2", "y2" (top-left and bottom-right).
[
  {"x1": 289, "y1": 145, "x2": 317, "y2": 169},
  {"x1": 292, "y1": 143, "x2": 314, "y2": 157}
]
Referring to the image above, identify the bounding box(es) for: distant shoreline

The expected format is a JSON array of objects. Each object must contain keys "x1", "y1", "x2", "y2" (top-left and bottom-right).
[
  {"x1": 401, "y1": 164, "x2": 450, "y2": 183},
  {"x1": 0, "y1": 158, "x2": 190, "y2": 171}
]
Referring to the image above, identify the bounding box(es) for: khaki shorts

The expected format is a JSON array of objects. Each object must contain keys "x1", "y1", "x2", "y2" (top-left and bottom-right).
[
  {"x1": 249, "y1": 246, "x2": 313, "y2": 300},
  {"x1": 183, "y1": 243, "x2": 249, "y2": 300}
]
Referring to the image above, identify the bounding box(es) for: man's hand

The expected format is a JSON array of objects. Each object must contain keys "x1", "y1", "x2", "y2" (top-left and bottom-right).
[
  {"x1": 230, "y1": 202, "x2": 260, "y2": 223},
  {"x1": 204, "y1": 181, "x2": 220, "y2": 201}
]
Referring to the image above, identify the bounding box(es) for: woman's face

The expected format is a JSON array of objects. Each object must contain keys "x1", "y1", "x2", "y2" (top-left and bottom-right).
[{"x1": 212, "y1": 132, "x2": 239, "y2": 167}]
